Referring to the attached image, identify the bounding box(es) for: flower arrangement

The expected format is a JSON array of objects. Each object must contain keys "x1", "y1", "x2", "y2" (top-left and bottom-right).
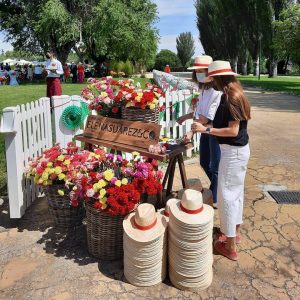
[
  {"x1": 81, "y1": 77, "x2": 165, "y2": 116},
  {"x1": 25, "y1": 142, "x2": 104, "y2": 207},
  {"x1": 26, "y1": 144, "x2": 164, "y2": 215},
  {"x1": 70, "y1": 152, "x2": 163, "y2": 215}
]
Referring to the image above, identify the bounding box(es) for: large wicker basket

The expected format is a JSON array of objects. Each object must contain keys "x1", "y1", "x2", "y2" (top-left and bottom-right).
[
  {"x1": 86, "y1": 204, "x2": 125, "y2": 260},
  {"x1": 122, "y1": 107, "x2": 159, "y2": 124},
  {"x1": 44, "y1": 185, "x2": 85, "y2": 228}
]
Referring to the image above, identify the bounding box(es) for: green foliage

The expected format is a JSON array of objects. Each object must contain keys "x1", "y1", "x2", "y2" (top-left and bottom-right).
[
  {"x1": 123, "y1": 60, "x2": 134, "y2": 76},
  {"x1": 176, "y1": 32, "x2": 195, "y2": 67},
  {"x1": 273, "y1": 4, "x2": 300, "y2": 65},
  {"x1": 154, "y1": 50, "x2": 180, "y2": 71}
]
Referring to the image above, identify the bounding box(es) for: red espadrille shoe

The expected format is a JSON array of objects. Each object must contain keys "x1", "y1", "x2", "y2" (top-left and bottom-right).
[
  {"x1": 214, "y1": 241, "x2": 238, "y2": 261},
  {"x1": 214, "y1": 232, "x2": 241, "y2": 244}
]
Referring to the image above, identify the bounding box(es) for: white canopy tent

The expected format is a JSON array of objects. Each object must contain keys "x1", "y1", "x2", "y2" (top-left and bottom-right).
[{"x1": 2, "y1": 58, "x2": 17, "y2": 65}]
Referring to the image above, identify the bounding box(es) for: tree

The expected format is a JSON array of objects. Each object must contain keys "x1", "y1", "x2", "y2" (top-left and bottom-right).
[
  {"x1": 273, "y1": 4, "x2": 300, "y2": 66},
  {"x1": 83, "y1": 0, "x2": 158, "y2": 73},
  {"x1": 176, "y1": 32, "x2": 195, "y2": 67},
  {"x1": 154, "y1": 49, "x2": 179, "y2": 71},
  {"x1": 0, "y1": 0, "x2": 82, "y2": 64}
]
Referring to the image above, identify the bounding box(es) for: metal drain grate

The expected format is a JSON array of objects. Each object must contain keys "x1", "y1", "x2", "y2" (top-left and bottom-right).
[{"x1": 268, "y1": 191, "x2": 300, "y2": 204}]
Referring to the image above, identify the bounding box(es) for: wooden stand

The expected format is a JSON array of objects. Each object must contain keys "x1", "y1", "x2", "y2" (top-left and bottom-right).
[{"x1": 75, "y1": 115, "x2": 192, "y2": 208}]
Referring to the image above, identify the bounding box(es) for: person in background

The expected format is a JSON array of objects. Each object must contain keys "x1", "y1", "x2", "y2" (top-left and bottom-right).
[
  {"x1": 77, "y1": 62, "x2": 85, "y2": 83},
  {"x1": 45, "y1": 51, "x2": 63, "y2": 110},
  {"x1": 164, "y1": 64, "x2": 171, "y2": 73},
  {"x1": 4, "y1": 63, "x2": 11, "y2": 72},
  {"x1": 0, "y1": 63, "x2": 4, "y2": 71},
  {"x1": 71, "y1": 62, "x2": 78, "y2": 83},
  {"x1": 27, "y1": 65, "x2": 33, "y2": 81},
  {"x1": 34, "y1": 64, "x2": 42, "y2": 82},
  {"x1": 191, "y1": 60, "x2": 251, "y2": 261},
  {"x1": 63, "y1": 64, "x2": 70, "y2": 83},
  {"x1": 177, "y1": 56, "x2": 222, "y2": 208}
]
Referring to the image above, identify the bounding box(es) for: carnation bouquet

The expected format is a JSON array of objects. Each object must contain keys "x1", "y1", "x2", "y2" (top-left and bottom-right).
[
  {"x1": 70, "y1": 151, "x2": 163, "y2": 216},
  {"x1": 81, "y1": 77, "x2": 165, "y2": 117}
]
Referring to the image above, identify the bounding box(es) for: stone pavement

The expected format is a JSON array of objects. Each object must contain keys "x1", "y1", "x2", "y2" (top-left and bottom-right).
[{"x1": 0, "y1": 87, "x2": 300, "y2": 299}]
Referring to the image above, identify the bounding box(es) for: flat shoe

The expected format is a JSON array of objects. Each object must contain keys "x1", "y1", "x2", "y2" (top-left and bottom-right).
[
  {"x1": 214, "y1": 232, "x2": 241, "y2": 244},
  {"x1": 214, "y1": 241, "x2": 238, "y2": 261}
]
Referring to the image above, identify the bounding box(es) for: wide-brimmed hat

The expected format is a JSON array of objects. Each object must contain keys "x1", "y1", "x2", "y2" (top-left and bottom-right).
[
  {"x1": 187, "y1": 55, "x2": 213, "y2": 70},
  {"x1": 207, "y1": 60, "x2": 237, "y2": 77},
  {"x1": 169, "y1": 189, "x2": 214, "y2": 225},
  {"x1": 123, "y1": 203, "x2": 167, "y2": 243}
]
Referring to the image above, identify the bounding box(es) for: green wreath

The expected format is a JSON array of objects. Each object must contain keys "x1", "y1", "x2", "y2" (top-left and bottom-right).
[{"x1": 61, "y1": 105, "x2": 83, "y2": 130}]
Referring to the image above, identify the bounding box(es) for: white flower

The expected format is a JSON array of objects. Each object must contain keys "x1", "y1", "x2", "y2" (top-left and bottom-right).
[
  {"x1": 103, "y1": 97, "x2": 111, "y2": 105},
  {"x1": 86, "y1": 188, "x2": 95, "y2": 198}
]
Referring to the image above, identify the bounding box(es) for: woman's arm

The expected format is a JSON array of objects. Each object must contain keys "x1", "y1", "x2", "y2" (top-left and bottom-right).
[
  {"x1": 176, "y1": 112, "x2": 194, "y2": 124},
  {"x1": 191, "y1": 120, "x2": 240, "y2": 137}
]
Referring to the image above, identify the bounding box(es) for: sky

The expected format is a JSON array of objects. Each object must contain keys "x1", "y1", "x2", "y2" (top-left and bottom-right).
[{"x1": 0, "y1": 0, "x2": 204, "y2": 56}]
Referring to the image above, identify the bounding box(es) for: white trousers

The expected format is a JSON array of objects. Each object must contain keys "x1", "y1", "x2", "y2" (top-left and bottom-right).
[{"x1": 217, "y1": 144, "x2": 250, "y2": 237}]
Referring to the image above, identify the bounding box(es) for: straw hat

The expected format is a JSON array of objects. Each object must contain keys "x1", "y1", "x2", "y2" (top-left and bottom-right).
[
  {"x1": 123, "y1": 203, "x2": 167, "y2": 243},
  {"x1": 187, "y1": 55, "x2": 213, "y2": 70},
  {"x1": 207, "y1": 60, "x2": 237, "y2": 77},
  {"x1": 159, "y1": 198, "x2": 178, "y2": 218},
  {"x1": 169, "y1": 189, "x2": 213, "y2": 225}
]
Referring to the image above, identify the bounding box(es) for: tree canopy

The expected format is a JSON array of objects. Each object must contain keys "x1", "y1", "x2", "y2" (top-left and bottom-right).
[
  {"x1": 176, "y1": 32, "x2": 195, "y2": 67},
  {"x1": 0, "y1": 0, "x2": 159, "y2": 67},
  {"x1": 154, "y1": 49, "x2": 179, "y2": 71}
]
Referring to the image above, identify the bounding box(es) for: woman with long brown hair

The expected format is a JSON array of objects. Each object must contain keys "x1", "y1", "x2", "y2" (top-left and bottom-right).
[{"x1": 191, "y1": 61, "x2": 251, "y2": 261}]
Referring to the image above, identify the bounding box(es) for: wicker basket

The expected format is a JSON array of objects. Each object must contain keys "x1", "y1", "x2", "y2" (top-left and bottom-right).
[
  {"x1": 86, "y1": 204, "x2": 125, "y2": 260},
  {"x1": 122, "y1": 107, "x2": 159, "y2": 124},
  {"x1": 44, "y1": 185, "x2": 85, "y2": 228}
]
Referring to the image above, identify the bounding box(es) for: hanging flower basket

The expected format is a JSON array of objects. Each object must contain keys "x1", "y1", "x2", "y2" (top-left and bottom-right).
[
  {"x1": 86, "y1": 203, "x2": 127, "y2": 260},
  {"x1": 44, "y1": 184, "x2": 85, "y2": 228},
  {"x1": 122, "y1": 106, "x2": 159, "y2": 124}
]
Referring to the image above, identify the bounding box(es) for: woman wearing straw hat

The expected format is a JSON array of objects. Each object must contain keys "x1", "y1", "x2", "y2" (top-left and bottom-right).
[
  {"x1": 191, "y1": 60, "x2": 251, "y2": 261},
  {"x1": 177, "y1": 55, "x2": 222, "y2": 208}
]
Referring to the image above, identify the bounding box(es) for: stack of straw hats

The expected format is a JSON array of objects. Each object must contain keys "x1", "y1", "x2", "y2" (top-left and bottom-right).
[
  {"x1": 159, "y1": 198, "x2": 178, "y2": 220},
  {"x1": 123, "y1": 203, "x2": 167, "y2": 286},
  {"x1": 168, "y1": 189, "x2": 214, "y2": 290}
]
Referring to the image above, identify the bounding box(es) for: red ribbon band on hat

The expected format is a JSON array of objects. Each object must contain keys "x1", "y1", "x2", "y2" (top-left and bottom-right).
[
  {"x1": 180, "y1": 203, "x2": 204, "y2": 214},
  {"x1": 164, "y1": 211, "x2": 170, "y2": 217},
  {"x1": 134, "y1": 217, "x2": 157, "y2": 230},
  {"x1": 194, "y1": 63, "x2": 209, "y2": 67},
  {"x1": 208, "y1": 68, "x2": 233, "y2": 76}
]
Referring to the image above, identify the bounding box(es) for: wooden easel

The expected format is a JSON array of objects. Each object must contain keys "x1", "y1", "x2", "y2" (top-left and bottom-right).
[{"x1": 75, "y1": 115, "x2": 191, "y2": 208}]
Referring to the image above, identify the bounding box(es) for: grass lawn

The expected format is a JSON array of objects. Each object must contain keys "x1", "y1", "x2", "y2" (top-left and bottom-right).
[
  {"x1": 238, "y1": 75, "x2": 300, "y2": 96},
  {"x1": 0, "y1": 77, "x2": 149, "y2": 195}
]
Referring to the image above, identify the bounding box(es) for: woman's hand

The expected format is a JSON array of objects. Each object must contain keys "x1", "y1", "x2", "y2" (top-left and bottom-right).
[{"x1": 191, "y1": 121, "x2": 207, "y2": 133}]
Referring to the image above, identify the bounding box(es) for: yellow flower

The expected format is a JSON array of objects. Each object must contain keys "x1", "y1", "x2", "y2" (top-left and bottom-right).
[
  {"x1": 132, "y1": 151, "x2": 140, "y2": 156},
  {"x1": 149, "y1": 103, "x2": 156, "y2": 110},
  {"x1": 63, "y1": 160, "x2": 70, "y2": 166},
  {"x1": 41, "y1": 172, "x2": 49, "y2": 181},
  {"x1": 101, "y1": 203, "x2": 107, "y2": 210},
  {"x1": 73, "y1": 186, "x2": 77, "y2": 191},
  {"x1": 58, "y1": 173, "x2": 66, "y2": 180},
  {"x1": 57, "y1": 155, "x2": 65, "y2": 161},
  {"x1": 125, "y1": 102, "x2": 133, "y2": 108},
  {"x1": 54, "y1": 167, "x2": 62, "y2": 175},
  {"x1": 153, "y1": 99, "x2": 158, "y2": 104},
  {"x1": 104, "y1": 170, "x2": 114, "y2": 181},
  {"x1": 47, "y1": 162, "x2": 53, "y2": 167},
  {"x1": 38, "y1": 178, "x2": 44, "y2": 184},
  {"x1": 34, "y1": 175, "x2": 39, "y2": 184},
  {"x1": 100, "y1": 197, "x2": 107, "y2": 204},
  {"x1": 135, "y1": 96, "x2": 142, "y2": 102},
  {"x1": 89, "y1": 152, "x2": 95, "y2": 157},
  {"x1": 99, "y1": 189, "x2": 107, "y2": 198},
  {"x1": 57, "y1": 189, "x2": 64, "y2": 196},
  {"x1": 121, "y1": 178, "x2": 128, "y2": 185},
  {"x1": 126, "y1": 162, "x2": 133, "y2": 167},
  {"x1": 94, "y1": 154, "x2": 100, "y2": 159},
  {"x1": 48, "y1": 168, "x2": 55, "y2": 174},
  {"x1": 98, "y1": 179, "x2": 107, "y2": 189},
  {"x1": 101, "y1": 92, "x2": 108, "y2": 98},
  {"x1": 115, "y1": 180, "x2": 121, "y2": 187},
  {"x1": 93, "y1": 182, "x2": 101, "y2": 191}
]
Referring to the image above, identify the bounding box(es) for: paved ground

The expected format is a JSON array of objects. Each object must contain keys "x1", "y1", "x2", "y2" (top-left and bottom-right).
[{"x1": 0, "y1": 87, "x2": 300, "y2": 299}]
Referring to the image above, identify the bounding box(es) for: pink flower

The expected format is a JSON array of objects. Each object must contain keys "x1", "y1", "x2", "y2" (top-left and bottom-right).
[{"x1": 86, "y1": 188, "x2": 95, "y2": 197}]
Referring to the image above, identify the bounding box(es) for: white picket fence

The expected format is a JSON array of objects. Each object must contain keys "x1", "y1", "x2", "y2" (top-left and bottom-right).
[
  {"x1": 154, "y1": 70, "x2": 200, "y2": 154},
  {"x1": 1, "y1": 72, "x2": 199, "y2": 218},
  {"x1": 0, "y1": 95, "x2": 87, "y2": 218}
]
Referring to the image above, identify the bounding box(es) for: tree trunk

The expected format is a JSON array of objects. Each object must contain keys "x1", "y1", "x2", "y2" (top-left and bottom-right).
[
  {"x1": 232, "y1": 56, "x2": 238, "y2": 73},
  {"x1": 241, "y1": 61, "x2": 248, "y2": 75},
  {"x1": 268, "y1": 58, "x2": 278, "y2": 78},
  {"x1": 283, "y1": 56, "x2": 289, "y2": 74},
  {"x1": 253, "y1": 54, "x2": 259, "y2": 76}
]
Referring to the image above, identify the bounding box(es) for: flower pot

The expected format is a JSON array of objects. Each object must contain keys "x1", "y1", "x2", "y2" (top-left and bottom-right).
[
  {"x1": 86, "y1": 203, "x2": 126, "y2": 260},
  {"x1": 122, "y1": 107, "x2": 159, "y2": 124},
  {"x1": 44, "y1": 185, "x2": 85, "y2": 228}
]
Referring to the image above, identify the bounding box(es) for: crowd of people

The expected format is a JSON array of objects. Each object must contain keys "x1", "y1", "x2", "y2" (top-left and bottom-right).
[
  {"x1": 0, "y1": 60, "x2": 96, "y2": 86},
  {"x1": 177, "y1": 55, "x2": 251, "y2": 262}
]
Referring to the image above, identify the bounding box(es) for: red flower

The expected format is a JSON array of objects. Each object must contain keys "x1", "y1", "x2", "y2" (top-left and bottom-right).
[{"x1": 111, "y1": 107, "x2": 119, "y2": 114}]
